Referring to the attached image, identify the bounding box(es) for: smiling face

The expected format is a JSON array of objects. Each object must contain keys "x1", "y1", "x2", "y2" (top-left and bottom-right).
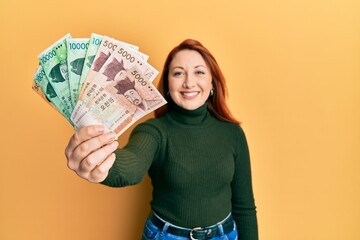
[{"x1": 168, "y1": 50, "x2": 213, "y2": 110}]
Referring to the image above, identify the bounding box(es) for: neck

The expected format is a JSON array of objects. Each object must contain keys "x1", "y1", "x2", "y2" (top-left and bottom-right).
[{"x1": 167, "y1": 99, "x2": 210, "y2": 125}]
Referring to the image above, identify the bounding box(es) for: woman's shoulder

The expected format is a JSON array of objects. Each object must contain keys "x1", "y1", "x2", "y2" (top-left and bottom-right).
[
  {"x1": 214, "y1": 118, "x2": 243, "y2": 131},
  {"x1": 213, "y1": 119, "x2": 248, "y2": 143}
]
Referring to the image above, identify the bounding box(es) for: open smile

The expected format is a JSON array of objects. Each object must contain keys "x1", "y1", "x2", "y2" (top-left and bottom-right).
[{"x1": 180, "y1": 91, "x2": 200, "y2": 99}]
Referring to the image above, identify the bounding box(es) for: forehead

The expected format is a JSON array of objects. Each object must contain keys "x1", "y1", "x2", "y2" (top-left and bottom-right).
[{"x1": 170, "y1": 50, "x2": 207, "y2": 68}]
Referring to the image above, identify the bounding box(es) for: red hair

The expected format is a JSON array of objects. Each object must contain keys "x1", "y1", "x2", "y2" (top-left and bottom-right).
[{"x1": 155, "y1": 39, "x2": 239, "y2": 124}]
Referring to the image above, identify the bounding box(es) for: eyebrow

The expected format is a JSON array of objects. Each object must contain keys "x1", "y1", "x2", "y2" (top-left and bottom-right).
[
  {"x1": 195, "y1": 65, "x2": 206, "y2": 68},
  {"x1": 170, "y1": 65, "x2": 207, "y2": 71}
]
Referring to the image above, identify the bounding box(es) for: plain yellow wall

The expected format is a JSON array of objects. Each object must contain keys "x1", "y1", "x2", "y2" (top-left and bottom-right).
[{"x1": 0, "y1": 0, "x2": 359, "y2": 239}]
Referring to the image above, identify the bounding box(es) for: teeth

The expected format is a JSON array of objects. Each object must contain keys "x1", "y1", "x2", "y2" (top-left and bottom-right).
[{"x1": 182, "y1": 92, "x2": 198, "y2": 97}]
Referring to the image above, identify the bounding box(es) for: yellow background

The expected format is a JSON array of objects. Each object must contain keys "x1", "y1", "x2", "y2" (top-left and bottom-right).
[{"x1": 0, "y1": 0, "x2": 359, "y2": 239}]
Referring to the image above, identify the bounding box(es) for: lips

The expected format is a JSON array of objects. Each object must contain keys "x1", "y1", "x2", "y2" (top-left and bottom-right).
[{"x1": 180, "y1": 91, "x2": 200, "y2": 98}]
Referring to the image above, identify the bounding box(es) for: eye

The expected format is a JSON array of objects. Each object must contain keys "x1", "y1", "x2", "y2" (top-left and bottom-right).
[
  {"x1": 173, "y1": 71, "x2": 183, "y2": 77},
  {"x1": 196, "y1": 71, "x2": 205, "y2": 75}
]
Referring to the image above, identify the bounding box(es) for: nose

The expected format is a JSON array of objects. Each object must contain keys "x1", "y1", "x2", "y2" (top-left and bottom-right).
[{"x1": 183, "y1": 73, "x2": 196, "y2": 88}]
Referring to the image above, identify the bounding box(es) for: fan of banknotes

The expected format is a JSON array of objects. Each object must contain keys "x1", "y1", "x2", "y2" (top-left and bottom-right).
[{"x1": 32, "y1": 33, "x2": 167, "y2": 136}]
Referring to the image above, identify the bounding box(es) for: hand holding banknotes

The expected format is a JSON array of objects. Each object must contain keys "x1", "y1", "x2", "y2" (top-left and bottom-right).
[
  {"x1": 65, "y1": 125, "x2": 118, "y2": 183},
  {"x1": 33, "y1": 33, "x2": 166, "y2": 182}
]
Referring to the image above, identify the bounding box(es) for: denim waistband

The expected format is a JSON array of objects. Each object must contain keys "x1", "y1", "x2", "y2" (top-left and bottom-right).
[{"x1": 150, "y1": 212, "x2": 235, "y2": 239}]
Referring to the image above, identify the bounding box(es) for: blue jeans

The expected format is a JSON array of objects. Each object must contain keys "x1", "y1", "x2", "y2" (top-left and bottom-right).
[{"x1": 141, "y1": 214, "x2": 238, "y2": 240}]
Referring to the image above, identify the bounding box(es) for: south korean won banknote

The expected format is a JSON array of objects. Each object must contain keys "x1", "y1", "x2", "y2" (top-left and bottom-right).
[
  {"x1": 78, "y1": 33, "x2": 149, "y2": 95},
  {"x1": 78, "y1": 33, "x2": 103, "y2": 95},
  {"x1": 77, "y1": 35, "x2": 144, "y2": 100},
  {"x1": 33, "y1": 65, "x2": 74, "y2": 125},
  {"x1": 72, "y1": 36, "x2": 151, "y2": 120},
  {"x1": 38, "y1": 34, "x2": 74, "y2": 113},
  {"x1": 66, "y1": 38, "x2": 89, "y2": 107},
  {"x1": 32, "y1": 80, "x2": 59, "y2": 113},
  {"x1": 71, "y1": 45, "x2": 166, "y2": 135}
]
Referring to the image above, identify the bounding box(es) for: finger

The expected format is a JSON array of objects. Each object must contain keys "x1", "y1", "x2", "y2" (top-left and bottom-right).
[
  {"x1": 65, "y1": 125, "x2": 105, "y2": 158},
  {"x1": 69, "y1": 131, "x2": 117, "y2": 170},
  {"x1": 71, "y1": 131, "x2": 117, "y2": 162},
  {"x1": 88, "y1": 152, "x2": 117, "y2": 183},
  {"x1": 78, "y1": 140, "x2": 119, "y2": 174}
]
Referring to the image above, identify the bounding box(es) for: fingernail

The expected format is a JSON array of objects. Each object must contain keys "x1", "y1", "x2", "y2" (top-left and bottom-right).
[
  {"x1": 107, "y1": 131, "x2": 118, "y2": 142},
  {"x1": 112, "y1": 141, "x2": 119, "y2": 148}
]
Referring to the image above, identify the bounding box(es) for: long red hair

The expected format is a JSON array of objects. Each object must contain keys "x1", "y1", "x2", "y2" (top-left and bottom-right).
[{"x1": 155, "y1": 39, "x2": 239, "y2": 124}]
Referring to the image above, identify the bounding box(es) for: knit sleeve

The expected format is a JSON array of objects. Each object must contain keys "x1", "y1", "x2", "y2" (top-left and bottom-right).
[
  {"x1": 100, "y1": 122, "x2": 161, "y2": 187},
  {"x1": 231, "y1": 126, "x2": 259, "y2": 239}
]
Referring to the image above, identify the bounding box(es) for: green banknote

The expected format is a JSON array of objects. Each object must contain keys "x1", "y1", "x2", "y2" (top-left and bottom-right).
[
  {"x1": 67, "y1": 38, "x2": 89, "y2": 106},
  {"x1": 33, "y1": 65, "x2": 73, "y2": 125},
  {"x1": 78, "y1": 33, "x2": 103, "y2": 95},
  {"x1": 38, "y1": 34, "x2": 73, "y2": 113},
  {"x1": 32, "y1": 80, "x2": 58, "y2": 112}
]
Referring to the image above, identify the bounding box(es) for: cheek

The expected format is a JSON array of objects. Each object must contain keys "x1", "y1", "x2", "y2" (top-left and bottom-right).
[
  {"x1": 201, "y1": 78, "x2": 213, "y2": 91},
  {"x1": 168, "y1": 78, "x2": 179, "y2": 92}
]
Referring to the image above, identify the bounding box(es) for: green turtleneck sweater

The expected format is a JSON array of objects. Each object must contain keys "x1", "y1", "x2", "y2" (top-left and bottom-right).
[{"x1": 101, "y1": 102, "x2": 258, "y2": 239}]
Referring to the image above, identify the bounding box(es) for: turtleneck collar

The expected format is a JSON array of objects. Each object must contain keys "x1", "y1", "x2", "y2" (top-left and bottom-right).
[{"x1": 167, "y1": 98, "x2": 211, "y2": 125}]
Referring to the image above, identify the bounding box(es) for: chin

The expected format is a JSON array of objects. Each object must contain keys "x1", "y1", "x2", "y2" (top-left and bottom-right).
[
  {"x1": 173, "y1": 97, "x2": 205, "y2": 110},
  {"x1": 181, "y1": 103, "x2": 202, "y2": 110}
]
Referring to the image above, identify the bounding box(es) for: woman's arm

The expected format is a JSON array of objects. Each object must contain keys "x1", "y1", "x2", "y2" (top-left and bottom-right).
[
  {"x1": 231, "y1": 126, "x2": 259, "y2": 240},
  {"x1": 100, "y1": 122, "x2": 160, "y2": 187}
]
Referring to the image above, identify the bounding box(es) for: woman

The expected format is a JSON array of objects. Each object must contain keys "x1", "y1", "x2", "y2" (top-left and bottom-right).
[{"x1": 65, "y1": 39, "x2": 258, "y2": 240}]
